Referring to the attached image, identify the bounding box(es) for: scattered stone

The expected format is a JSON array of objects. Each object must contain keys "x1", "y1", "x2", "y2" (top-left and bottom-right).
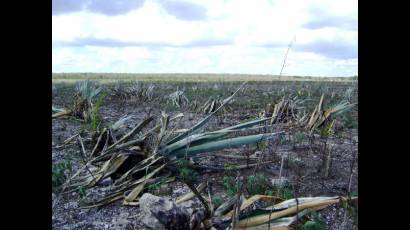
[
  {"x1": 271, "y1": 177, "x2": 289, "y2": 187},
  {"x1": 64, "y1": 201, "x2": 78, "y2": 209},
  {"x1": 250, "y1": 151, "x2": 263, "y2": 158},
  {"x1": 173, "y1": 186, "x2": 191, "y2": 197},
  {"x1": 99, "y1": 177, "x2": 113, "y2": 186},
  {"x1": 139, "y1": 193, "x2": 190, "y2": 230}
]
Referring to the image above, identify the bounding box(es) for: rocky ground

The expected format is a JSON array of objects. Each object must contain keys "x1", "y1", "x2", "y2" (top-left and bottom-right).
[{"x1": 52, "y1": 84, "x2": 358, "y2": 230}]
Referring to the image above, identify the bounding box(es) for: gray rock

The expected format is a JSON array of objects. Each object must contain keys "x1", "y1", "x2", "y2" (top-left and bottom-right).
[{"x1": 139, "y1": 193, "x2": 190, "y2": 230}]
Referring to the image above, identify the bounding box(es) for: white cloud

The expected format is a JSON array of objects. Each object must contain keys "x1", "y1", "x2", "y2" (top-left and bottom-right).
[{"x1": 52, "y1": 0, "x2": 358, "y2": 76}]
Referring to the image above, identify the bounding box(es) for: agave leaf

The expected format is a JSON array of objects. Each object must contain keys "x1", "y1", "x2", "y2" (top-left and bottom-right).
[
  {"x1": 126, "y1": 164, "x2": 167, "y2": 188},
  {"x1": 143, "y1": 113, "x2": 184, "y2": 137},
  {"x1": 113, "y1": 156, "x2": 164, "y2": 188},
  {"x1": 101, "y1": 154, "x2": 129, "y2": 180},
  {"x1": 331, "y1": 103, "x2": 356, "y2": 116},
  {"x1": 68, "y1": 164, "x2": 109, "y2": 189},
  {"x1": 52, "y1": 106, "x2": 65, "y2": 113},
  {"x1": 174, "y1": 129, "x2": 190, "y2": 133},
  {"x1": 72, "y1": 156, "x2": 116, "y2": 188},
  {"x1": 90, "y1": 128, "x2": 108, "y2": 157},
  {"x1": 111, "y1": 115, "x2": 134, "y2": 130},
  {"x1": 80, "y1": 192, "x2": 124, "y2": 209},
  {"x1": 93, "y1": 117, "x2": 154, "y2": 161},
  {"x1": 306, "y1": 94, "x2": 324, "y2": 129},
  {"x1": 52, "y1": 109, "x2": 72, "y2": 118},
  {"x1": 170, "y1": 133, "x2": 278, "y2": 157},
  {"x1": 76, "y1": 80, "x2": 102, "y2": 103},
  {"x1": 124, "y1": 164, "x2": 166, "y2": 202},
  {"x1": 156, "y1": 111, "x2": 170, "y2": 147},
  {"x1": 221, "y1": 118, "x2": 270, "y2": 131},
  {"x1": 163, "y1": 118, "x2": 270, "y2": 156},
  {"x1": 162, "y1": 133, "x2": 226, "y2": 155},
  {"x1": 124, "y1": 181, "x2": 147, "y2": 202},
  {"x1": 112, "y1": 116, "x2": 154, "y2": 147}
]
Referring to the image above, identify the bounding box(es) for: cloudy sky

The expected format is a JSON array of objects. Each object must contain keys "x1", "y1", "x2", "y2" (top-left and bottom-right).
[{"x1": 52, "y1": 0, "x2": 358, "y2": 77}]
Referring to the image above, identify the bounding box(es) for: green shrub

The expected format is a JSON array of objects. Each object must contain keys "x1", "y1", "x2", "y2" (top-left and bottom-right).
[
  {"x1": 301, "y1": 221, "x2": 324, "y2": 230},
  {"x1": 78, "y1": 186, "x2": 87, "y2": 198},
  {"x1": 177, "y1": 159, "x2": 197, "y2": 184},
  {"x1": 247, "y1": 174, "x2": 269, "y2": 195},
  {"x1": 223, "y1": 176, "x2": 241, "y2": 197},
  {"x1": 266, "y1": 185, "x2": 294, "y2": 200},
  {"x1": 52, "y1": 161, "x2": 72, "y2": 191},
  {"x1": 342, "y1": 112, "x2": 357, "y2": 129},
  {"x1": 224, "y1": 163, "x2": 239, "y2": 171},
  {"x1": 256, "y1": 140, "x2": 268, "y2": 151},
  {"x1": 212, "y1": 196, "x2": 224, "y2": 208},
  {"x1": 294, "y1": 131, "x2": 306, "y2": 144},
  {"x1": 299, "y1": 212, "x2": 325, "y2": 230}
]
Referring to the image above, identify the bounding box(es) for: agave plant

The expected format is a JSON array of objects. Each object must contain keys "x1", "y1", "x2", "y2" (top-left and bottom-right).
[
  {"x1": 199, "y1": 96, "x2": 228, "y2": 114},
  {"x1": 110, "y1": 81, "x2": 155, "y2": 102},
  {"x1": 167, "y1": 89, "x2": 189, "y2": 107},
  {"x1": 261, "y1": 96, "x2": 307, "y2": 125},
  {"x1": 304, "y1": 94, "x2": 356, "y2": 133},
  {"x1": 110, "y1": 81, "x2": 128, "y2": 100},
  {"x1": 343, "y1": 87, "x2": 354, "y2": 102},
  {"x1": 52, "y1": 80, "x2": 102, "y2": 120},
  {"x1": 143, "y1": 84, "x2": 155, "y2": 101},
  {"x1": 76, "y1": 80, "x2": 102, "y2": 105}
]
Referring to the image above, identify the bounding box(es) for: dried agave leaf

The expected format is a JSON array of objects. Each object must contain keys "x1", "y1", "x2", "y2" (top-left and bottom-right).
[
  {"x1": 124, "y1": 181, "x2": 147, "y2": 202},
  {"x1": 93, "y1": 117, "x2": 154, "y2": 162},
  {"x1": 238, "y1": 209, "x2": 311, "y2": 230},
  {"x1": 123, "y1": 164, "x2": 166, "y2": 202},
  {"x1": 80, "y1": 192, "x2": 124, "y2": 209},
  {"x1": 111, "y1": 115, "x2": 134, "y2": 130},
  {"x1": 304, "y1": 94, "x2": 355, "y2": 133},
  {"x1": 101, "y1": 154, "x2": 129, "y2": 179},
  {"x1": 263, "y1": 196, "x2": 339, "y2": 211},
  {"x1": 52, "y1": 109, "x2": 72, "y2": 118},
  {"x1": 224, "y1": 195, "x2": 283, "y2": 219},
  {"x1": 52, "y1": 106, "x2": 65, "y2": 113},
  {"x1": 112, "y1": 154, "x2": 163, "y2": 185},
  {"x1": 238, "y1": 197, "x2": 340, "y2": 227}
]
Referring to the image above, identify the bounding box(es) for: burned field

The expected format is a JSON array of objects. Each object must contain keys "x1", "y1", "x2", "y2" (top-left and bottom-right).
[{"x1": 52, "y1": 79, "x2": 358, "y2": 230}]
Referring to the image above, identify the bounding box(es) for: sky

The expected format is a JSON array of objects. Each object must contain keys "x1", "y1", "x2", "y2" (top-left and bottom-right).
[{"x1": 52, "y1": 0, "x2": 358, "y2": 77}]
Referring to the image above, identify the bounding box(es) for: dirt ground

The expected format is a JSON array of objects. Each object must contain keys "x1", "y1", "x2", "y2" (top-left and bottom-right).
[{"x1": 52, "y1": 82, "x2": 358, "y2": 230}]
